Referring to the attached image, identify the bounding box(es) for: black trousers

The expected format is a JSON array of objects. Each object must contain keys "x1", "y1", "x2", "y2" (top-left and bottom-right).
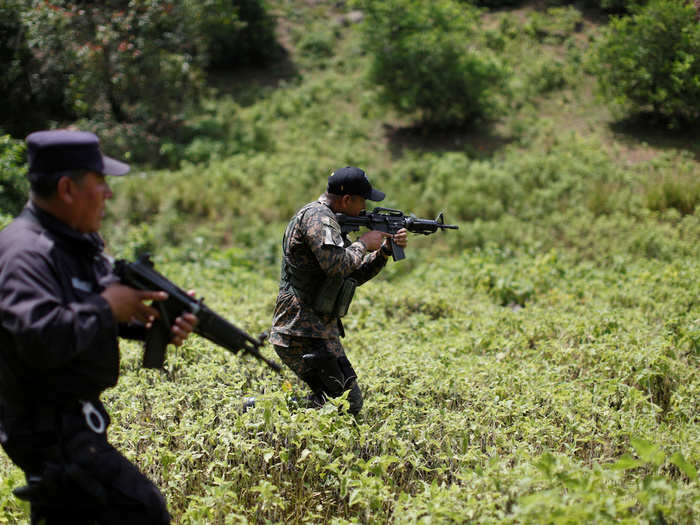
[{"x1": 0, "y1": 402, "x2": 170, "y2": 525}]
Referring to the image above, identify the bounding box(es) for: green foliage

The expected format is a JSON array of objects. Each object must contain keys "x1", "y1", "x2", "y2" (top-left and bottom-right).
[
  {"x1": 202, "y1": 0, "x2": 280, "y2": 69},
  {"x1": 2, "y1": 2, "x2": 700, "y2": 523},
  {"x1": 0, "y1": 0, "x2": 62, "y2": 135},
  {"x1": 466, "y1": 0, "x2": 522, "y2": 7},
  {"x1": 354, "y1": 0, "x2": 509, "y2": 126},
  {"x1": 0, "y1": 134, "x2": 28, "y2": 218},
  {"x1": 583, "y1": 0, "x2": 646, "y2": 12},
  {"x1": 589, "y1": 0, "x2": 700, "y2": 127},
  {"x1": 33, "y1": 2, "x2": 205, "y2": 116},
  {"x1": 524, "y1": 6, "x2": 583, "y2": 44},
  {"x1": 644, "y1": 159, "x2": 699, "y2": 216},
  {"x1": 294, "y1": 21, "x2": 339, "y2": 68},
  {"x1": 5, "y1": 246, "x2": 697, "y2": 523},
  {"x1": 1, "y1": 0, "x2": 278, "y2": 164}
]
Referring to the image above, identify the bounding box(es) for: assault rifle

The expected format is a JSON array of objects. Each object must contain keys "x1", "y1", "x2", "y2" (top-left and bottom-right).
[
  {"x1": 336, "y1": 207, "x2": 458, "y2": 260},
  {"x1": 114, "y1": 255, "x2": 282, "y2": 373}
]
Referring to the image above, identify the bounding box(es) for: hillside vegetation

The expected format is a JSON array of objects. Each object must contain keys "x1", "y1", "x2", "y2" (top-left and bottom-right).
[{"x1": 1, "y1": 0, "x2": 698, "y2": 523}]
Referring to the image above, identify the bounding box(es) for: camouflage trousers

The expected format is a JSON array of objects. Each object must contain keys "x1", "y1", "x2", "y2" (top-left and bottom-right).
[{"x1": 273, "y1": 335, "x2": 363, "y2": 414}]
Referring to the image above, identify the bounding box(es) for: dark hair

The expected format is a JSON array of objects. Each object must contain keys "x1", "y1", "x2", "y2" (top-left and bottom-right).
[{"x1": 29, "y1": 170, "x2": 87, "y2": 198}]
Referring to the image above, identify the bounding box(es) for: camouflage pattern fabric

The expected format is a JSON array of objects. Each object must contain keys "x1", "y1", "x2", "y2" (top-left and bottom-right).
[
  {"x1": 272, "y1": 334, "x2": 344, "y2": 376},
  {"x1": 273, "y1": 335, "x2": 363, "y2": 414},
  {"x1": 270, "y1": 195, "x2": 387, "y2": 343}
]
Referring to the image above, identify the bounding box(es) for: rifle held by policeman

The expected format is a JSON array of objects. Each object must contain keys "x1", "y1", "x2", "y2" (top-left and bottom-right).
[
  {"x1": 336, "y1": 207, "x2": 458, "y2": 260},
  {"x1": 114, "y1": 255, "x2": 282, "y2": 373}
]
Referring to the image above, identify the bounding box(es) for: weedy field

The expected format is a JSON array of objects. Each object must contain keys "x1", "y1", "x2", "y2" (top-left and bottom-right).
[{"x1": 1, "y1": 0, "x2": 698, "y2": 523}]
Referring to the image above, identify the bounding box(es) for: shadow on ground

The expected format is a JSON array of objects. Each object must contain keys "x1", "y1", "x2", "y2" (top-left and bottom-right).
[
  {"x1": 609, "y1": 114, "x2": 700, "y2": 161},
  {"x1": 207, "y1": 52, "x2": 300, "y2": 107},
  {"x1": 384, "y1": 123, "x2": 514, "y2": 160}
]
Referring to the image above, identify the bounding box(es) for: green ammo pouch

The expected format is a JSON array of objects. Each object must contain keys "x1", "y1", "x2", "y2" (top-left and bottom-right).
[{"x1": 313, "y1": 276, "x2": 357, "y2": 318}]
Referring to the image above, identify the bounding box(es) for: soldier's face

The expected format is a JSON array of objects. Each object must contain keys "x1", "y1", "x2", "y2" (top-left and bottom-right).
[
  {"x1": 70, "y1": 171, "x2": 113, "y2": 233},
  {"x1": 342, "y1": 195, "x2": 366, "y2": 217}
]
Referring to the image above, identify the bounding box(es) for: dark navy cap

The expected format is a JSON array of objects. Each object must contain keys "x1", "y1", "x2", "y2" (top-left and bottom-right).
[
  {"x1": 26, "y1": 130, "x2": 129, "y2": 177},
  {"x1": 327, "y1": 166, "x2": 385, "y2": 201}
]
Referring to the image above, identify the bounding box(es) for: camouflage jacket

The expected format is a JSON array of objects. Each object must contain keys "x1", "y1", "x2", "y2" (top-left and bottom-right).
[{"x1": 270, "y1": 195, "x2": 388, "y2": 342}]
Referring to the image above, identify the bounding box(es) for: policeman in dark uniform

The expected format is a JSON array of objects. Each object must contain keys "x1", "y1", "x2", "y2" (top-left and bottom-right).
[
  {"x1": 0, "y1": 130, "x2": 197, "y2": 524},
  {"x1": 270, "y1": 167, "x2": 408, "y2": 415}
]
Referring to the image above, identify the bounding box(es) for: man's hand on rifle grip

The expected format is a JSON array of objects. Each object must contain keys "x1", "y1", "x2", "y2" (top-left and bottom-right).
[
  {"x1": 359, "y1": 230, "x2": 391, "y2": 252},
  {"x1": 101, "y1": 284, "x2": 167, "y2": 324}
]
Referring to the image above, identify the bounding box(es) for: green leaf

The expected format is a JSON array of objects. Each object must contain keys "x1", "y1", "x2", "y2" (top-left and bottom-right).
[
  {"x1": 608, "y1": 453, "x2": 643, "y2": 471},
  {"x1": 630, "y1": 437, "x2": 665, "y2": 467},
  {"x1": 297, "y1": 448, "x2": 312, "y2": 463},
  {"x1": 348, "y1": 488, "x2": 363, "y2": 508},
  {"x1": 670, "y1": 452, "x2": 698, "y2": 481}
]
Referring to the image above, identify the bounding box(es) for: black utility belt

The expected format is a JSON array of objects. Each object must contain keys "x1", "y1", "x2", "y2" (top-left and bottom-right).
[{"x1": 0, "y1": 399, "x2": 107, "y2": 435}]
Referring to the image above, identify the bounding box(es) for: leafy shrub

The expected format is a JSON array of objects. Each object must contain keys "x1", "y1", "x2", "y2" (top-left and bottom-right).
[
  {"x1": 582, "y1": 0, "x2": 646, "y2": 12},
  {"x1": 524, "y1": 57, "x2": 567, "y2": 94},
  {"x1": 203, "y1": 0, "x2": 280, "y2": 69},
  {"x1": 1, "y1": 1, "x2": 278, "y2": 164},
  {"x1": 645, "y1": 173, "x2": 699, "y2": 216},
  {"x1": 589, "y1": 0, "x2": 700, "y2": 127},
  {"x1": 295, "y1": 22, "x2": 338, "y2": 68},
  {"x1": 20, "y1": 2, "x2": 207, "y2": 128},
  {"x1": 0, "y1": 134, "x2": 28, "y2": 218},
  {"x1": 472, "y1": 0, "x2": 522, "y2": 7},
  {"x1": 354, "y1": 0, "x2": 509, "y2": 127},
  {"x1": 0, "y1": 1, "x2": 65, "y2": 136},
  {"x1": 523, "y1": 6, "x2": 584, "y2": 44}
]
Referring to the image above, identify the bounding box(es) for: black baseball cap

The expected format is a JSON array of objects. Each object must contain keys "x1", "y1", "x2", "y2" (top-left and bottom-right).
[
  {"x1": 26, "y1": 130, "x2": 130, "y2": 177},
  {"x1": 327, "y1": 166, "x2": 385, "y2": 201}
]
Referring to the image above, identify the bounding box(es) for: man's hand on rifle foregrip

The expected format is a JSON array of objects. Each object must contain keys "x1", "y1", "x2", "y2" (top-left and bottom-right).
[
  {"x1": 170, "y1": 290, "x2": 198, "y2": 347},
  {"x1": 381, "y1": 228, "x2": 408, "y2": 258}
]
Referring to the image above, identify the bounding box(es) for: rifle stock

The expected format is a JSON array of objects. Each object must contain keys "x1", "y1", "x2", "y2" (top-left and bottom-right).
[{"x1": 114, "y1": 255, "x2": 281, "y2": 373}]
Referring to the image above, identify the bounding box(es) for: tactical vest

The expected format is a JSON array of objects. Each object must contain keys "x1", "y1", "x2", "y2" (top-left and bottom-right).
[{"x1": 280, "y1": 203, "x2": 357, "y2": 318}]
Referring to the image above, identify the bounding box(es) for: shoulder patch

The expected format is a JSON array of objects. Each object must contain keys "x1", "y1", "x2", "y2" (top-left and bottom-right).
[
  {"x1": 321, "y1": 216, "x2": 344, "y2": 247},
  {"x1": 321, "y1": 215, "x2": 340, "y2": 232}
]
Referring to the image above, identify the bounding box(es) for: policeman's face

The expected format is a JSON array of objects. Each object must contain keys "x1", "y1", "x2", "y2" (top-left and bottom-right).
[{"x1": 69, "y1": 171, "x2": 113, "y2": 233}]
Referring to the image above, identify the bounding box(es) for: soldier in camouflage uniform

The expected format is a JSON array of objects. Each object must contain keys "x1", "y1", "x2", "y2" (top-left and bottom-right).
[{"x1": 270, "y1": 167, "x2": 407, "y2": 415}]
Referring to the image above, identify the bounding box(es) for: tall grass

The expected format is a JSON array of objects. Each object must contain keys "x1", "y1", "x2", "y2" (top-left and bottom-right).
[{"x1": 1, "y1": 1, "x2": 698, "y2": 523}]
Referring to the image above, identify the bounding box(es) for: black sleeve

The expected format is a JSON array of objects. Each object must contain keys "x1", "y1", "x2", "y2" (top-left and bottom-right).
[{"x1": 0, "y1": 249, "x2": 118, "y2": 369}]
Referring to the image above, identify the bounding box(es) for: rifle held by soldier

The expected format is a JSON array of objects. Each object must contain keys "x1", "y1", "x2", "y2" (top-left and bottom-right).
[
  {"x1": 336, "y1": 207, "x2": 458, "y2": 260},
  {"x1": 114, "y1": 255, "x2": 282, "y2": 373}
]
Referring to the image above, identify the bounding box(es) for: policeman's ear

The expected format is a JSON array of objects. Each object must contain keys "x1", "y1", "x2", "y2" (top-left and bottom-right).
[{"x1": 55, "y1": 175, "x2": 78, "y2": 205}]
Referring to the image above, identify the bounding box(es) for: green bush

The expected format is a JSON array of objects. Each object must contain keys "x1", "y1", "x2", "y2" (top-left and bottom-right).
[
  {"x1": 523, "y1": 6, "x2": 583, "y2": 44},
  {"x1": 645, "y1": 174, "x2": 699, "y2": 216},
  {"x1": 295, "y1": 22, "x2": 338, "y2": 68},
  {"x1": 583, "y1": 0, "x2": 646, "y2": 12},
  {"x1": 0, "y1": 1, "x2": 73, "y2": 136},
  {"x1": 1, "y1": 1, "x2": 278, "y2": 164},
  {"x1": 203, "y1": 0, "x2": 280, "y2": 69},
  {"x1": 0, "y1": 134, "x2": 28, "y2": 218},
  {"x1": 354, "y1": 0, "x2": 509, "y2": 127},
  {"x1": 589, "y1": 0, "x2": 700, "y2": 127}
]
